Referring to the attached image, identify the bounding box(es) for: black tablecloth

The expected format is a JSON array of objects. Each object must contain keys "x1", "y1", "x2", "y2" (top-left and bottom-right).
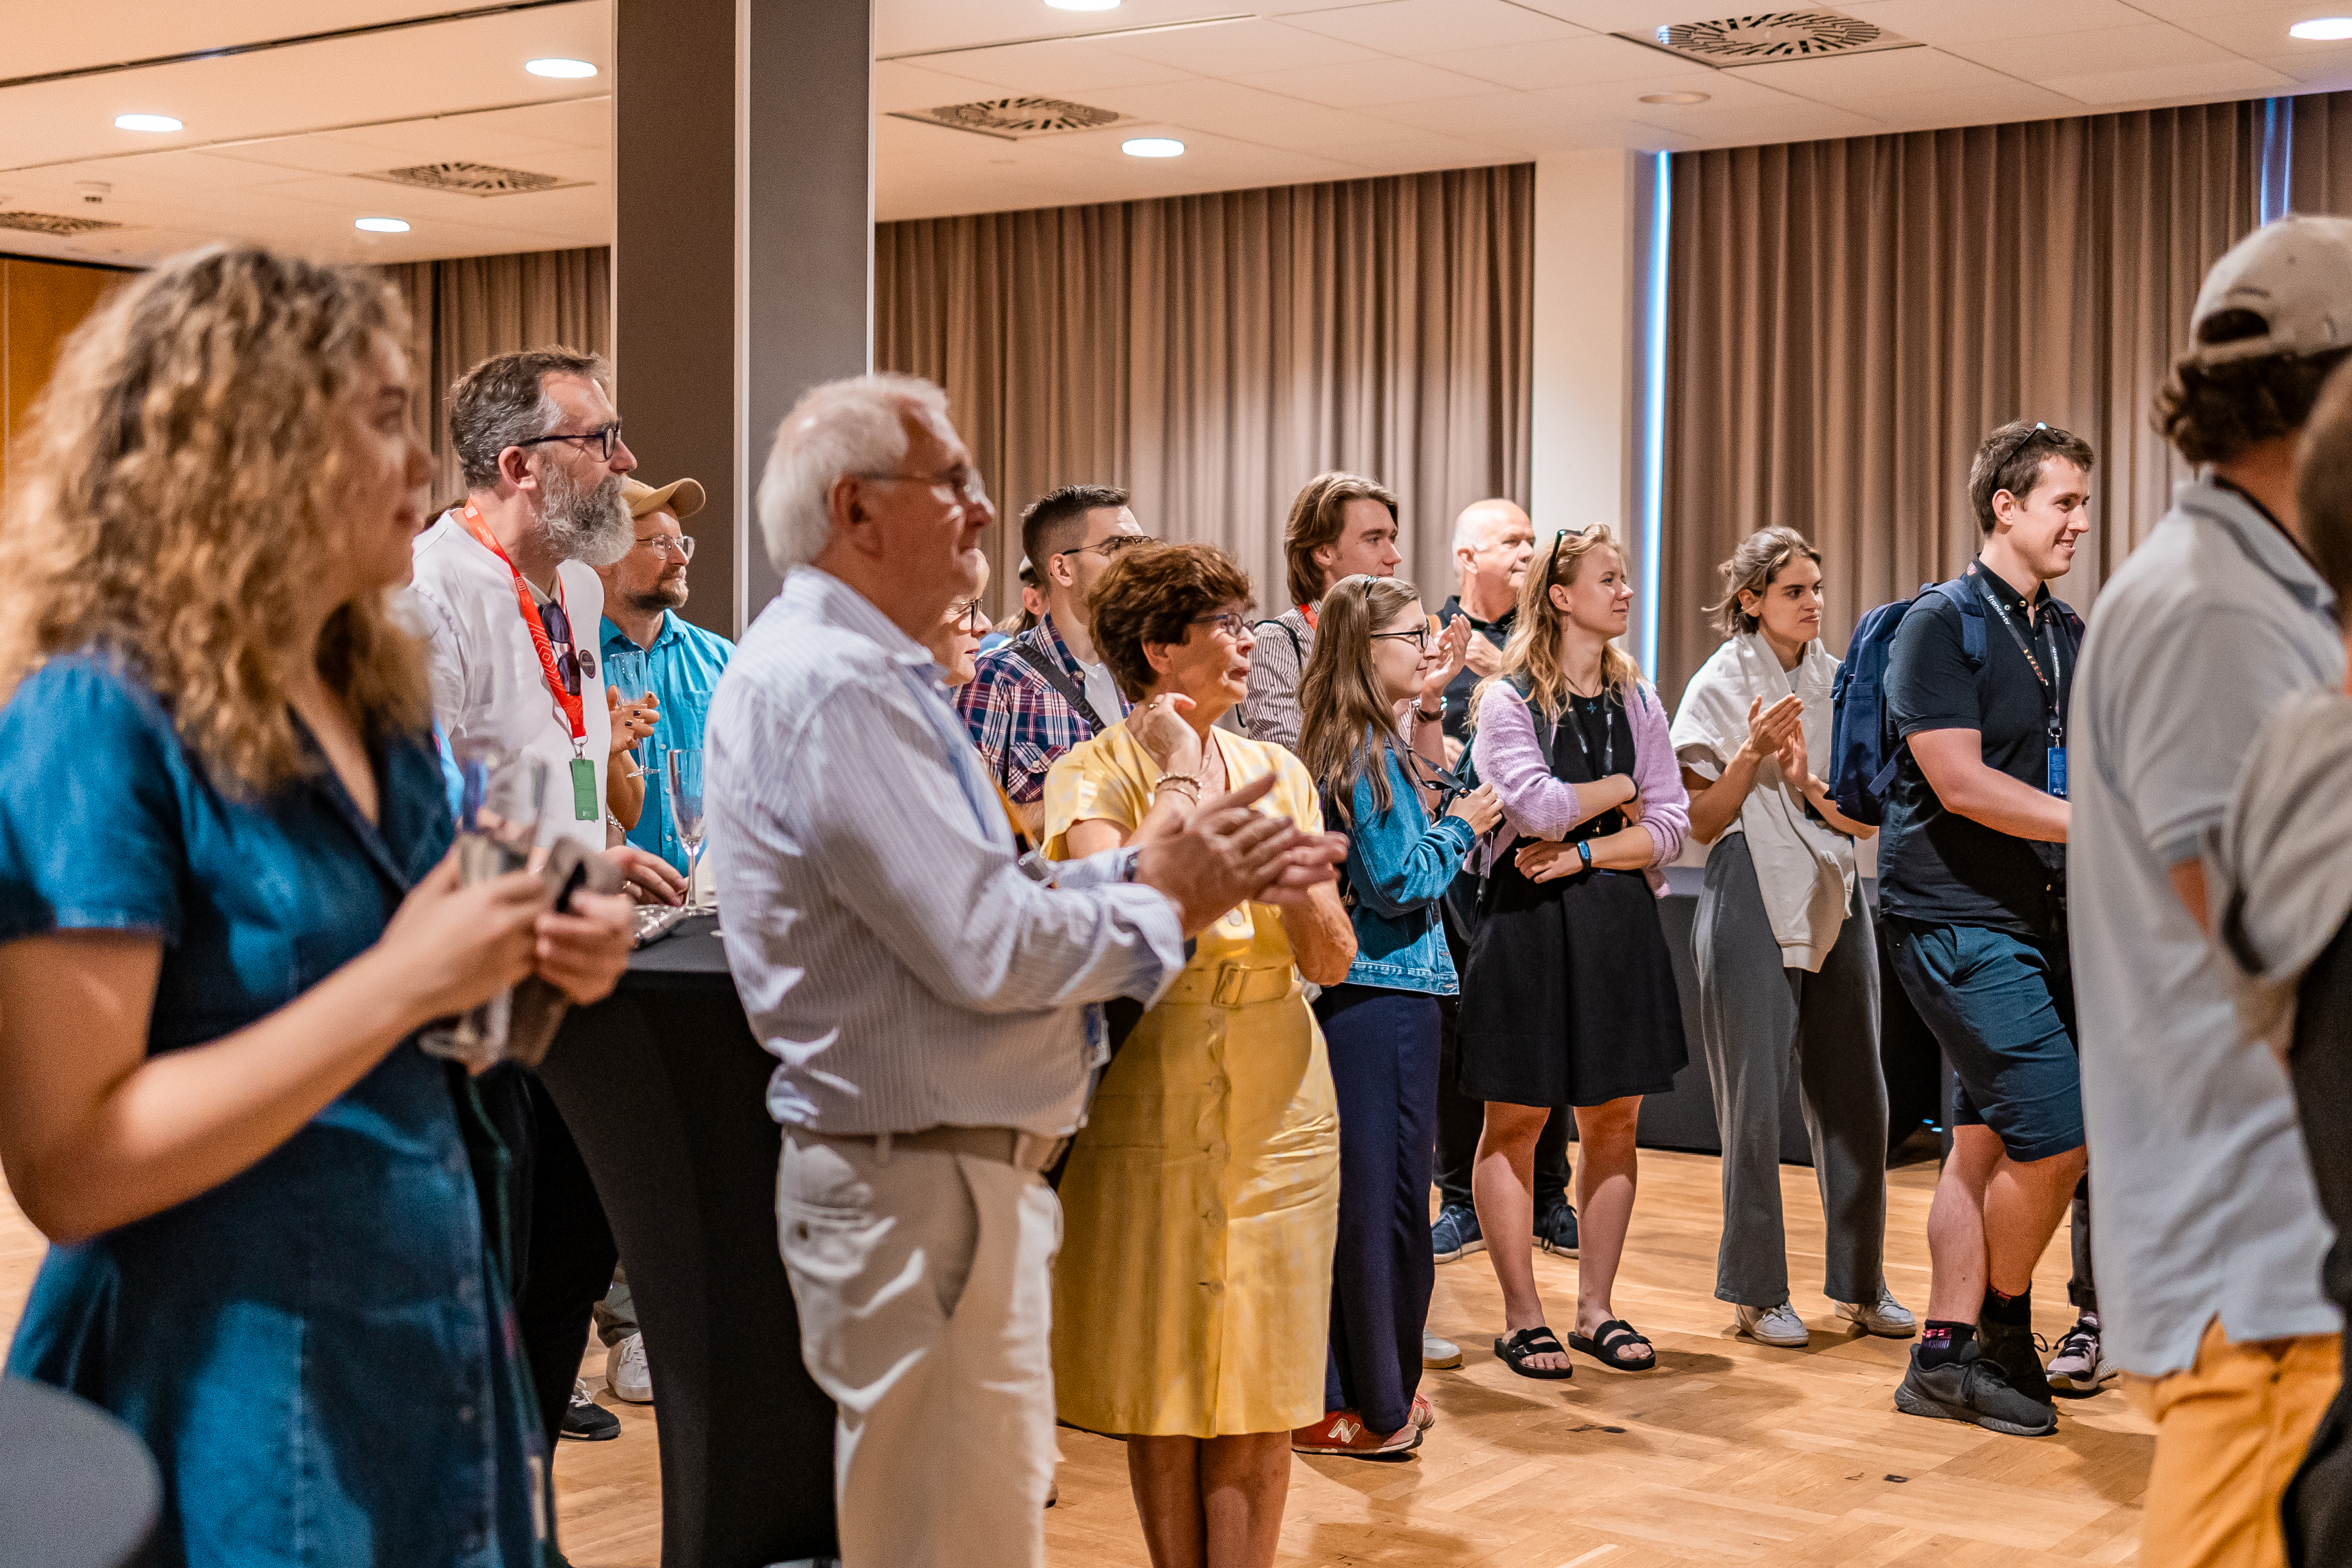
[
  {"x1": 0, "y1": 1376, "x2": 159, "y2": 1568},
  {"x1": 538, "y1": 917, "x2": 837, "y2": 1567}
]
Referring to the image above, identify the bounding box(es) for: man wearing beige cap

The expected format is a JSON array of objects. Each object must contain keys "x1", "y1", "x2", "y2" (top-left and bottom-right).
[
  {"x1": 597, "y1": 474, "x2": 734, "y2": 883},
  {"x1": 2072, "y1": 215, "x2": 2352, "y2": 1564}
]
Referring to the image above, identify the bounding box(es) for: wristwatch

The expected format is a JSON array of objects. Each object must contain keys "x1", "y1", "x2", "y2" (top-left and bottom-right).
[{"x1": 1414, "y1": 695, "x2": 1447, "y2": 724}]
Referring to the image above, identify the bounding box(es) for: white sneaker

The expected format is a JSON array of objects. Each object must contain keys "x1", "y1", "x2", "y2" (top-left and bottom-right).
[
  {"x1": 1421, "y1": 1331, "x2": 1462, "y2": 1369},
  {"x1": 607, "y1": 1332, "x2": 653, "y2": 1404},
  {"x1": 1835, "y1": 1287, "x2": 1920, "y2": 1339},
  {"x1": 2046, "y1": 1313, "x2": 2119, "y2": 1395},
  {"x1": 1735, "y1": 1300, "x2": 1810, "y2": 1347}
]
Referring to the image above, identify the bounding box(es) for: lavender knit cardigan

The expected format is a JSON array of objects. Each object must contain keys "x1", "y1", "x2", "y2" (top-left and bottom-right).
[{"x1": 1471, "y1": 678, "x2": 1690, "y2": 894}]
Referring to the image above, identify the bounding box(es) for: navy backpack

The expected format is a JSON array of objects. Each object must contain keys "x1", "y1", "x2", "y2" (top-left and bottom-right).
[{"x1": 1827, "y1": 573, "x2": 2082, "y2": 827}]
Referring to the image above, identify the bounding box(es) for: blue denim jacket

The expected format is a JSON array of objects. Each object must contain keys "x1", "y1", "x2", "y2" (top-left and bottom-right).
[{"x1": 1337, "y1": 743, "x2": 1476, "y2": 994}]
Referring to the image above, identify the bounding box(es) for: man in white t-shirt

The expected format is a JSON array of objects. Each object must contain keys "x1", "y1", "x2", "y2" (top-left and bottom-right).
[{"x1": 409, "y1": 346, "x2": 683, "y2": 1502}]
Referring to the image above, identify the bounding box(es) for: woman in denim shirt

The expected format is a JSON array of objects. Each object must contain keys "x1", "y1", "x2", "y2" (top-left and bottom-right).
[
  {"x1": 1293, "y1": 576, "x2": 1500, "y2": 1456},
  {"x1": 0, "y1": 246, "x2": 635, "y2": 1567}
]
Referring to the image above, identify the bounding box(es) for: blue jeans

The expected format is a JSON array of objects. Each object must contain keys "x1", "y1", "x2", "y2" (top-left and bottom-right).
[{"x1": 1887, "y1": 919, "x2": 2084, "y2": 1164}]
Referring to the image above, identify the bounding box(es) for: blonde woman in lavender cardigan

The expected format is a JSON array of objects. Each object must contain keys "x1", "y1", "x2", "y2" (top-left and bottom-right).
[{"x1": 1459, "y1": 523, "x2": 1690, "y2": 1379}]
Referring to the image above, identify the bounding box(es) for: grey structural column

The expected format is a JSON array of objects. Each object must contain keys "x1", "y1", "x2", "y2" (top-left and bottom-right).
[{"x1": 614, "y1": 0, "x2": 873, "y2": 640}]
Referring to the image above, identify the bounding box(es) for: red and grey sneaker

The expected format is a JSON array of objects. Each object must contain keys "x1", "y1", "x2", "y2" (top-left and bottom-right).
[
  {"x1": 1408, "y1": 1393, "x2": 1435, "y2": 1432},
  {"x1": 1291, "y1": 1409, "x2": 1424, "y2": 1458}
]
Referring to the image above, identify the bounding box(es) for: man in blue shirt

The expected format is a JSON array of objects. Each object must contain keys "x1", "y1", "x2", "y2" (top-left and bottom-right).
[{"x1": 597, "y1": 476, "x2": 734, "y2": 884}]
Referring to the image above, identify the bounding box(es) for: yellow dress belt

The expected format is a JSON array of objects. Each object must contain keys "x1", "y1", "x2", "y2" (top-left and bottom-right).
[{"x1": 1157, "y1": 961, "x2": 1299, "y2": 1008}]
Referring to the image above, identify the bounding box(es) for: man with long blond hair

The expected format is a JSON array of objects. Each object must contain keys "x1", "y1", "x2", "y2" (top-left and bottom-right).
[{"x1": 0, "y1": 243, "x2": 636, "y2": 1566}]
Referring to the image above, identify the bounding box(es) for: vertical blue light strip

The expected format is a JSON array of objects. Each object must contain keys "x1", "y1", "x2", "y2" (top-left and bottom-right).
[
  {"x1": 1641, "y1": 149, "x2": 1670, "y2": 675},
  {"x1": 2259, "y1": 98, "x2": 2293, "y2": 224}
]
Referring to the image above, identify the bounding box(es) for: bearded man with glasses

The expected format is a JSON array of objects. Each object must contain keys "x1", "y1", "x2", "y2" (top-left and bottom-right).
[{"x1": 409, "y1": 347, "x2": 689, "y2": 1514}]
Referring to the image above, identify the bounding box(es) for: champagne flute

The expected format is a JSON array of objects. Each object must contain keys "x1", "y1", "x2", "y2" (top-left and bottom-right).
[
  {"x1": 665, "y1": 748, "x2": 708, "y2": 914},
  {"x1": 420, "y1": 741, "x2": 547, "y2": 1068}
]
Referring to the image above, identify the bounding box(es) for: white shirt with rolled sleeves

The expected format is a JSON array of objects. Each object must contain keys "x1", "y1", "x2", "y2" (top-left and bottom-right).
[
  {"x1": 2072, "y1": 474, "x2": 2345, "y2": 1377},
  {"x1": 408, "y1": 509, "x2": 612, "y2": 857},
  {"x1": 706, "y1": 564, "x2": 1185, "y2": 1138}
]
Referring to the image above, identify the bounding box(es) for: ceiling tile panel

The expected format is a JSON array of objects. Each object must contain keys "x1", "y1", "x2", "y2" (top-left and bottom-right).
[
  {"x1": 1231, "y1": 56, "x2": 1514, "y2": 109},
  {"x1": 1421, "y1": 34, "x2": 1702, "y2": 91},
  {"x1": 1093, "y1": 18, "x2": 1384, "y2": 74},
  {"x1": 1836, "y1": 0, "x2": 2154, "y2": 46},
  {"x1": 1728, "y1": 46, "x2": 2023, "y2": 102},
  {"x1": 2036, "y1": 56, "x2": 2294, "y2": 104},
  {"x1": 1946, "y1": 22, "x2": 2243, "y2": 80},
  {"x1": 886, "y1": 40, "x2": 1204, "y2": 96},
  {"x1": 1278, "y1": 0, "x2": 1589, "y2": 55}
]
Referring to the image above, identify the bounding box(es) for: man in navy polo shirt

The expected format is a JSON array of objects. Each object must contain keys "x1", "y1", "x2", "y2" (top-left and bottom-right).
[{"x1": 1883, "y1": 420, "x2": 2092, "y2": 1438}]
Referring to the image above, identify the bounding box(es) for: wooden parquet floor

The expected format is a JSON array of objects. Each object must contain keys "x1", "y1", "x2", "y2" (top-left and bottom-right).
[{"x1": 0, "y1": 1147, "x2": 2153, "y2": 1567}]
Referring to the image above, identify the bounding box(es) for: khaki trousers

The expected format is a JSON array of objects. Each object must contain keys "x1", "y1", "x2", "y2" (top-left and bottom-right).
[
  {"x1": 778, "y1": 1132, "x2": 1063, "y2": 1568},
  {"x1": 2132, "y1": 1318, "x2": 2343, "y2": 1568}
]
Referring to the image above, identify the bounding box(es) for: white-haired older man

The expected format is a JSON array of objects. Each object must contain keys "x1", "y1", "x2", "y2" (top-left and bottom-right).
[{"x1": 706, "y1": 373, "x2": 1345, "y2": 1568}]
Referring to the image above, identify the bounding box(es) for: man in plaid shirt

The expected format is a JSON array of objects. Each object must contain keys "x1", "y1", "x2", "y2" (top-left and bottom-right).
[{"x1": 957, "y1": 484, "x2": 1150, "y2": 840}]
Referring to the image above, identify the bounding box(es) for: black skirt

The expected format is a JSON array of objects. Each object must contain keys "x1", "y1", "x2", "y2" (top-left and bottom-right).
[{"x1": 1455, "y1": 688, "x2": 1688, "y2": 1108}]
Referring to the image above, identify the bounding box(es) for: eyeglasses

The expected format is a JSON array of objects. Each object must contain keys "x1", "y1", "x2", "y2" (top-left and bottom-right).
[
  {"x1": 1370, "y1": 625, "x2": 1431, "y2": 651},
  {"x1": 1060, "y1": 533, "x2": 1158, "y2": 562},
  {"x1": 947, "y1": 596, "x2": 988, "y2": 630},
  {"x1": 1191, "y1": 611, "x2": 1252, "y2": 639},
  {"x1": 856, "y1": 466, "x2": 990, "y2": 508},
  {"x1": 516, "y1": 421, "x2": 624, "y2": 461},
  {"x1": 633, "y1": 533, "x2": 695, "y2": 561}
]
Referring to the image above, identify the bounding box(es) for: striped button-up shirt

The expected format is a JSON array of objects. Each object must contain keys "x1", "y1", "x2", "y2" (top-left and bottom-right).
[
  {"x1": 954, "y1": 614, "x2": 1130, "y2": 806},
  {"x1": 707, "y1": 567, "x2": 1185, "y2": 1138}
]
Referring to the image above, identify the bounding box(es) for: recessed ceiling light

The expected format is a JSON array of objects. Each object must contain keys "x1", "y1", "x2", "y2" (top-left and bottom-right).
[
  {"x1": 1047, "y1": 0, "x2": 1121, "y2": 10},
  {"x1": 355, "y1": 217, "x2": 411, "y2": 233},
  {"x1": 2292, "y1": 16, "x2": 2352, "y2": 38},
  {"x1": 113, "y1": 113, "x2": 182, "y2": 133},
  {"x1": 1122, "y1": 137, "x2": 1184, "y2": 158},
  {"x1": 525, "y1": 57, "x2": 599, "y2": 78},
  {"x1": 1639, "y1": 91, "x2": 1711, "y2": 105}
]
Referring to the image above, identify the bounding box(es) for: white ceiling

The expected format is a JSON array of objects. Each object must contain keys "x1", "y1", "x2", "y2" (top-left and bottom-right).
[{"x1": 6, "y1": 0, "x2": 2352, "y2": 266}]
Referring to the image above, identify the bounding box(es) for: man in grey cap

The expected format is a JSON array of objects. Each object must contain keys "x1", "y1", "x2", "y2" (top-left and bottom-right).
[{"x1": 2071, "y1": 215, "x2": 2351, "y2": 1565}]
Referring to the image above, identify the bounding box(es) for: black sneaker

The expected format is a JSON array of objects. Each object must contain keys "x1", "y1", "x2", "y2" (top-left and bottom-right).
[
  {"x1": 1535, "y1": 1201, "x2": 1579, "y2": 1258},
  {"x1": 1976, "y1": 1316, "x2": 2054, "y2": 1407},
  {"x1": 1431, "y1": 1203, "x2": 1484, "y2": 1263},
  {"x1": 1893, "y1": 1342, "x2": 2057, "y2": 1437},
  {"x1": 562, "y1": 1377, "x2": 620, "y2": 1441}
]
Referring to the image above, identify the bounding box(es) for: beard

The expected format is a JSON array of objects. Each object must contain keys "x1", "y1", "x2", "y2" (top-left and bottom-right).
[
  {"x1": 629, "y1": 572, "x2": 690, "y2": 615},
  {"x1": 540, "y1": 462, "x2": 632, "y2": 567}
]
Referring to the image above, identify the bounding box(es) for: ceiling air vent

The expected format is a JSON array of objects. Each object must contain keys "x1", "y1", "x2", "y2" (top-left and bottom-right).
[
  {"x1": 891, "y1": 97, "x2": 1129, "y2": 142},
  {"x1": 363, "y1": 162, "x2": 586, "y2": 196},
  {"x1": 0, "y1": 211, "x2": 121, "y2": 235},
  {"x1": 1619, "y1": 9, "x2": 1917, "y2": 66}
]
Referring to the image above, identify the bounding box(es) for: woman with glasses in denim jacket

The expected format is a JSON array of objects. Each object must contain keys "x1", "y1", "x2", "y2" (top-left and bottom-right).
[{"x1": 1292, "y1": 575, "x2": 1501, "y2": 1459}]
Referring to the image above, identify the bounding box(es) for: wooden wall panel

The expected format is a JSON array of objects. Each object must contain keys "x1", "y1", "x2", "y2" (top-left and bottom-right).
[{"x1": 1, "y1": 256, "x2": 126, "y2": 507}]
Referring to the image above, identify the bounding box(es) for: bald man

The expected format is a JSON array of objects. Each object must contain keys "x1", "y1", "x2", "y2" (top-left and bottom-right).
[
  {"x1": 1437, "y1": 499, "x2": 1536, "y2": 741},
  {"x1": 1430, "y1": 497, "x2": 1578, "y2": 1272}
]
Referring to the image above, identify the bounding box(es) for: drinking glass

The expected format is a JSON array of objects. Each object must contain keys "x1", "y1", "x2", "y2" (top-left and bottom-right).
[
  {"x1": 666, "y1": 748, "x2": 709, "y2": 914},
  {"x1": 418, "y1": 742, "x2": 547, "y2": 1069}
]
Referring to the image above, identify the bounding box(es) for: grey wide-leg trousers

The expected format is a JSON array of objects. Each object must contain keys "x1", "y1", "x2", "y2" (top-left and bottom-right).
[{"x1": 1693, "y1": 833, "x2": 1889, "y2": 1308}]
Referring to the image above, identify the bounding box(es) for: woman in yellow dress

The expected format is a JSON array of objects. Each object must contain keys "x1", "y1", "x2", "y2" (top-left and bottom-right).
[{"x1": 1045, "y1": 541, "x2": 1356, "y2": 1568}]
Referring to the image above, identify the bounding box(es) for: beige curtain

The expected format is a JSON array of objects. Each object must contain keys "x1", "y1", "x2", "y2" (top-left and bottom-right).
[
  {"x1": 1661, "y1": 103, "x2": 2259, "y2": 699},
  {"x1": 878, "y1": 166, "x2": 1532, "y2": 615},
  {"x1": 2289, "y1": 89, "x2": 2352, "y2": 210},
  {"x1": 382, "y1": 246, "x2": 612, "y2": 506}
]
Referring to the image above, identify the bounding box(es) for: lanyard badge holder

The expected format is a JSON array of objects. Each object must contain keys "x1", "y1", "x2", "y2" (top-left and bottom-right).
[
  {"x1": 1975, "y1": 576, "x2": 2067, "y2": 799},
  {"x1": 462, "y1": 502, "x2": 600, "y2": 821}
]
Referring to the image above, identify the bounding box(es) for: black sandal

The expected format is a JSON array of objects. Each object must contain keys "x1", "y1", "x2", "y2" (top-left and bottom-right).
[
  {"x1": 1492, "y1": 1326, "x2": 1574, "y2": 1381},
  {"x1": 1569, "y1": 1318, "x2": 1656, "y2": 1372}
]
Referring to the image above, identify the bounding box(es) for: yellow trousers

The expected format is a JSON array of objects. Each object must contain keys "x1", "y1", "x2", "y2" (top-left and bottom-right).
[{"x1": 2131, "y1": 1319, "x2": 2342, "y2": 1568}]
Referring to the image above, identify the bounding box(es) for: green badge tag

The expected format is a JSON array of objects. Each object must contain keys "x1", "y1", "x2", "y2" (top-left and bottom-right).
[{"x1": 572, "y1": 755, "x2": 598, "y2": 820}]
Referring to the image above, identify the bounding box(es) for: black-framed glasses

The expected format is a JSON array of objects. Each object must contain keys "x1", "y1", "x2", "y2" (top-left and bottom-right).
[
  {"x1": 856, "y1": 466, "x2": 990, "y2": 508},
  {"x1": 947, "y1": 596, "x2": 988, "y2": 630},
  {"x1": 1370, "y1": 626, "x2": 1431, "y2": 651},
  {"x1": 1060, "y1": 533, "x2": 1158, "y2": 563},
  {"x1": 516, "y1": 421, "x2": 624, "y2": 461},
  {"x1": 634, "y1": 533, "x2": 695, "y2": 561},
  {"x1": 1191, "y1": 611, "x2": 1251, "y2": 639}
]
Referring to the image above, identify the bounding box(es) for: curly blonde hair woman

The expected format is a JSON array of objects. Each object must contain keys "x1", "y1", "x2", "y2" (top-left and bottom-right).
[{"x1": 0, "y1": 245, "x2": 634, "y2": 1568}]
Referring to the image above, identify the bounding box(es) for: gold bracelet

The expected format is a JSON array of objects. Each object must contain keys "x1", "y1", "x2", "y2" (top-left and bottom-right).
[{"x1": 1156, "y1": 773, "x2": 1202, "y2": 801}]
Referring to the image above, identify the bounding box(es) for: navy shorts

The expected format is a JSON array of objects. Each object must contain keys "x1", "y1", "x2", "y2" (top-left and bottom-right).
[{"x1": 1886, "y1": 918, "x2": 2083, "y2": 1163}]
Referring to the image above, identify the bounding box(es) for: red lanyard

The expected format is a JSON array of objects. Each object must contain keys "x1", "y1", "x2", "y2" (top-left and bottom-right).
[
  {"x1": 1297, "y1": 602, "x2": 1319, "y2": 631},
  {"x1": 460, "y1": 500, "x2": 586, "y2": 753}
]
